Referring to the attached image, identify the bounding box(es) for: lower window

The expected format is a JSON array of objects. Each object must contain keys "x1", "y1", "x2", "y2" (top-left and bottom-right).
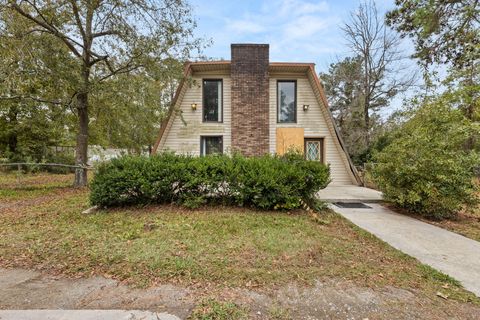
[
  {"x1": 200, "y1": 136, "x2": 223, "y2": 155},
  {"x1": 304, "y1": 138, "x2": 324, "y2": 162}
]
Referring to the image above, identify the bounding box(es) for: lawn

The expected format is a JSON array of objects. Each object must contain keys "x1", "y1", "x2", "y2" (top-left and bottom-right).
[
  {"x1": 1, "y1": 172, "x2": 479, "y2": 318},
  {"x1": 0, "y1": 171, "x2": 75, "y2": 201}
]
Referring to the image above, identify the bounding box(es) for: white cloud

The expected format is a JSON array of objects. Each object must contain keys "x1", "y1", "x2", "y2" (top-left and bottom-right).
[
  {"x1": 282, "y1": 15, "x2": 330, "y2": 40},
  {"x1": 276, "y1": 0, "x2": 329, "y2": 17},
  {"x1": 226, "y1": 19, "x2": 266, "y2": 34},
  {"x1": 224, "y1": 0, "x2": 332, "y2": 37}
]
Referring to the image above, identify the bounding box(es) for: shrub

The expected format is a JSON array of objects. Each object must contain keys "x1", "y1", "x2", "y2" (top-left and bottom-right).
[
  {"x1": 90, "y1": 152, "x2": 330, "y2": 210},
  {"x1": 372, "y1": 101, "x2": 479, "y2": 219}
]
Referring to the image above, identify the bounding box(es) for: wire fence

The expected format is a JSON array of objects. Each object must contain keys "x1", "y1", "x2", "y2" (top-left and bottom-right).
[{"x1": 0, "y1": 163, "x2": 85, "y2": 169}]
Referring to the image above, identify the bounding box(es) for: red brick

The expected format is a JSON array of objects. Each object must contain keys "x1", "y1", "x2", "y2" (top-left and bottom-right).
[{"x1": 231, "y1": 44, "x2": 270, "y2": 156}]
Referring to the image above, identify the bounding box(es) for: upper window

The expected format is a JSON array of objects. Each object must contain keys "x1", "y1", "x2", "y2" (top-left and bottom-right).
[
  {"x1": 277, "y1": 80, "x2": 296, "y2": 123},
  {"x1": 203, "y1": 79, "x2": 223, "y2": 122},
  {"x1": 200, "y1": 136, "x2": 223, "y2": 156}
]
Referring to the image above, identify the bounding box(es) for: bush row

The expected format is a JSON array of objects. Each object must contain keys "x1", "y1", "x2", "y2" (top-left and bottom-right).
[{"x1": 90, "y1": 152, "x2": 330, "y2": 210}]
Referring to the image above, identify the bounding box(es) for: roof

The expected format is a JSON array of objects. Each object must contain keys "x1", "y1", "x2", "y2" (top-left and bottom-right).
[
  {"x1": 186, "y1": 61, "x2": 316, "y2": 73},
  {"x1": 152, "y1": 60, "x2": 361, "y2": 185}
]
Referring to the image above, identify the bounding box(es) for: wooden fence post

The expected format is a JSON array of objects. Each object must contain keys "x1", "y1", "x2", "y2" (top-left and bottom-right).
[{"x1": 16, "y1": 163, "x2": 21, "y2": 187}]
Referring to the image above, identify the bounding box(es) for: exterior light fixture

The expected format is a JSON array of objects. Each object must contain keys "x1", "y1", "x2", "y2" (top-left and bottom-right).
[
  {"x1": 191, "y1": 103, "x2": 197, "y2": 110},
  {"x1": 303, "y1": 104, "x2": 309, "y2": 111}
]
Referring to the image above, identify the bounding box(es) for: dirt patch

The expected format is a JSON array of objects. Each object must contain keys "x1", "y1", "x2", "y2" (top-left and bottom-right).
[
  {"x1": 0, "y1": 268, "x2": 195, "y2": 319},
  {"x1": 1, "y1": 268, "x2": 479, "y2": 319}
]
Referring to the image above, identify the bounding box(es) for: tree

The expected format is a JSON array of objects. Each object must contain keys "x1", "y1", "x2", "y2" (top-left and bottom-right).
[
  {"x1": 386, "y1": 0, "x2": 479, "y2": 143},
  {"x1": 386, "y1": 0, "x2": 479, "y2": 69},
  {"x1": 372, "y1": 94, "x2": 479, "y2": 219},
  {"x1": 320, "y1": 56, "x2": 370, "y2": 161},
  {"x1": 342, "y1": 1, "x2": 416, "y2": 147},
  {"x1": 89, "y1": 58, "x2": 183, "y2": 154},
  {"x1": 320, "y1": 57, "x2": 362, "y2": 132},
  {"x1": 0, "y1": 10, "x2": 75, "y2": 162},
  {"x1": 2, "y1": 0, "x2": 203, "y2": 186}
]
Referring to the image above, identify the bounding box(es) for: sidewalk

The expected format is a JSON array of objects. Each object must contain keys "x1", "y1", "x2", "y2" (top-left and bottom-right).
[
  {"x1": 0, "y1": 310, "x2": 180, "y2": 320},
  {"x1": 333, "y1": 203, "x2": 480, "y2": 297}
]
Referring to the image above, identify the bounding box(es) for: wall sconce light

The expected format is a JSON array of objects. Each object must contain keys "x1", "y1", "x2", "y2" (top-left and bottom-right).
[
  {"x1": 303, "y1": 104, "x2": 309, "y2": 111},
  {"x1": 191, "y1": 103, "x2": 197, "y2": 110}
]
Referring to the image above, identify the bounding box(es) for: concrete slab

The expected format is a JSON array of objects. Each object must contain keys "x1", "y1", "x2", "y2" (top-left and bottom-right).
[
  {"x1": 333, "y1": 203, "x2": 480, "y2": 297},
  {"x1": 317, "y1": 185, "x2": 382, "y2": 202},
  {"x1": 0, "y1": 310, "x2": 180, "y2": 320}
]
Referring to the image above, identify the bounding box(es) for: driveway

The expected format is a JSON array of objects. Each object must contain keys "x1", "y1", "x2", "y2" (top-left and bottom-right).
[{"x1": 333, "y1": 203, "x2": 480, "y2": 297}]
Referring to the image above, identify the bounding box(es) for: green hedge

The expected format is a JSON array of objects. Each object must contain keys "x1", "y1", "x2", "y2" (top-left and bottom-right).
[{"x1": 90, "y1": 152, "x2": 330, "y2": 210}]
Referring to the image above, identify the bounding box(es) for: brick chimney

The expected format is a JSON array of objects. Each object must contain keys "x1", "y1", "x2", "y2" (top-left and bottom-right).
[{"x1": 230, "y1": 44, "x2": 270, "y2": 156}]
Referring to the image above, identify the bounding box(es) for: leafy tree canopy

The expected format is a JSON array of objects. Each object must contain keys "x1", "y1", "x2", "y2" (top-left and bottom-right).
[
  {"x1": 386, "y1": 0, "x2": 480, "y2": 68},
  {"x1": 0, "y1": 0, "x2": 205, "y2": 185}
]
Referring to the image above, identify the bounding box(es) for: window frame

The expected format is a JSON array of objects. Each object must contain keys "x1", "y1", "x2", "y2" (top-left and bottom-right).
[
  {"x1": 304, "y1": 138, "x2": 325, "y2": 163},
  {"x1": 202, "y1": 78, "x2": 223, "y2": 123},
  {"x1": 200, "y1": 135, "x2": 223, "y2": 156},
  {"x1": 277, "y1": 80, "x2": 297, "y2": 123}
]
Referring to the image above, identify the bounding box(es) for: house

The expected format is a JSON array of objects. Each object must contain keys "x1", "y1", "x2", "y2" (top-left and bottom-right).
[{"x1": 153, "y1": 44, "x2": 360, "y2": 186}]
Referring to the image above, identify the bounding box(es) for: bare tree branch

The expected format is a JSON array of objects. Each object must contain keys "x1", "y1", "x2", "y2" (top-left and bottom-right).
[{"x1": 341, "y1": 0, "x2": 417, "y2": 146}]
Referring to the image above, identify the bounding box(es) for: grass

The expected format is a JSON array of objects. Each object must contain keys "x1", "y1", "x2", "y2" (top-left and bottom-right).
[
  {"x1": 0, "y1": 172, "x2": 479, "y2": 307},
  {"x1": 0, "y1": 171, "x2": 75, "y2": 201},
  {"x1": 189, "y1": 298, "x2": 248, "y2": 320}
]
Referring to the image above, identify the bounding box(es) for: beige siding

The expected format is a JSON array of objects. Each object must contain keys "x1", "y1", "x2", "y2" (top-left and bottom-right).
[
  {"x1": 162, "y1": 75, "x2": 232, "y2": 155},
  {"x1": 159, "y1": 70, "x2": 356, "y2": 185},
  {"x1": 269, "y1": 76, "x2": 354, "y2": 185}
]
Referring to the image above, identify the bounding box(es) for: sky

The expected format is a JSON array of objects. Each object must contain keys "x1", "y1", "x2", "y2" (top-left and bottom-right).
[{"x1": 188, "y1": 0, "x2": 411, "y2": 74}]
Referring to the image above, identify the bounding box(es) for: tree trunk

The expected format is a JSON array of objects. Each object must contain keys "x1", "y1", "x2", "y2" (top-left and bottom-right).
[
  {"x1": 7, "y1": 107, "x2": 18, "y2": 155},
  {"x1": 74, "y1": 91, "x2": 89, "y2": 187},
  {"x1": 464, "y1": 65, "x2": 477, "y2": 150},
  {"x1": 74, "y1": 67, "x2": 90, "y2": 187},
  {"x1": 364, "y1": 101, "x2": 370, "y2": 147},
  {"x1": 363, "y1": 51, "x2": 370, "y2": 148}
]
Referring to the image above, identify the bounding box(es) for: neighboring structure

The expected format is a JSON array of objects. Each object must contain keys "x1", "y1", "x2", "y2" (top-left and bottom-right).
[{"x1": 153, "y1": 44, "x2": 360, "y2": 185}]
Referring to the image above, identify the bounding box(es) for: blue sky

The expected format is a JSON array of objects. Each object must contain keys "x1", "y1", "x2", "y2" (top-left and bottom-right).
[{"x1": 189, "y1": 0, "x2": 407, "y2": 74}]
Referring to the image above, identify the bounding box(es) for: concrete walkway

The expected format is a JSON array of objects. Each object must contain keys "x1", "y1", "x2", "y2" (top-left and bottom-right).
[
  {"x1": 333, "y1": 203, "x2": 480, "y2": 297},
  {"x1": 317, "y1": 185, "x2": 382, "y2": 202},
  {"x1": 0, "y1": 310, "x2": 180, "y2": 320}
]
